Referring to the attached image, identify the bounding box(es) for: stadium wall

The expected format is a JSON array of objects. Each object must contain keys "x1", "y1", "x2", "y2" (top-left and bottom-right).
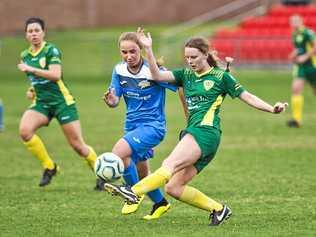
[{"x1": 0, "y1": 0, "x2": 277, "y2": 34}]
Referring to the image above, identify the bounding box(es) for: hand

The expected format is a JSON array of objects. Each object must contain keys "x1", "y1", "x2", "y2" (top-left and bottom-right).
[
  {"x1": 296, "y1": 54, "x2": 309, "y2": 64},
  {"x1": 17, "y1": 63, "x2": 35, "y2": 73},
  {"x1": 273, "y1": 102, "x2": 288, "y2": 114},
  {"x1": 102, "y1": 88, "x2": 118, "y2": 107},
  {"x1": 26, "y1": 87, "x2": 35, "y2": 100},
  {"x1": 136, "y1": 27, "x2": 152, "y2": 49}
]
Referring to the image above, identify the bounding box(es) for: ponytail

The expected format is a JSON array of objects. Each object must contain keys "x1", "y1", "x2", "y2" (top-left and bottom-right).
[{"x1": 207, "y1": 53, "x2": 218, "y2": 67}]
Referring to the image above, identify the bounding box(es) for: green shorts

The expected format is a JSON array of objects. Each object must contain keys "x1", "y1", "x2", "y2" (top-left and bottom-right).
[
  {"x1": 293, "y1": 64, "x2": 316, "y2": 86},
  {"x1": 29, "y1": 101, "x2": 79, "y2": 125},
  {"x1": 182, "y1": 126, "x2": 221, "y2": 173}
]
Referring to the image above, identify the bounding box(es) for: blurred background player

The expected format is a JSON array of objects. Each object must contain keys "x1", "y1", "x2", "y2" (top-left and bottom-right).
[
  {"x1": 17, "y1": 17, "x2": 98, "y2": 187},
  {"x1": 287, "y1": 14, "x2": 316, "y2": 128},
  {"x1": 0, "y1": 98, "x2": 3, "y2": 132},
  {"x1": 102, "y1": 32, "x2": 176, "y2": 219},
  {"x1": 104, "y1": 30, "x2": 288, "y2": 226}
]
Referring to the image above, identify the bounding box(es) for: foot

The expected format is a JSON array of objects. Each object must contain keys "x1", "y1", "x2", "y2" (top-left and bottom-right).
[
  {"x1": 94, "y1": 178, "x2": 106, "y2": 191},
  {"x1": 209, "y1": 205, "x2": 232, "y2": 226},
  {"x1": 121, "y1": 195, "x2": 145, "y2": 214},
  {"x1": 104, "y1": 183, "x2": 139, "y2": 204},
  {"x1": 287, "y1": 119, "x2": 301, "y2": 128},
  {"x1": 39, "y1": 163, "x2": 59, "y2": 187},
  {"x1": 143, "y1": 198, "x2": 171, "y2": 220}
]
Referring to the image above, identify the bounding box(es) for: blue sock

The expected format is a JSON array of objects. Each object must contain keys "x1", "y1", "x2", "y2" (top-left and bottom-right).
[
  {"x1": 123, "y1": 161, "x2": 139, "y2": 185},
  {"x1": 147, "y1": 189, "x2": 164, "y2": 204}
]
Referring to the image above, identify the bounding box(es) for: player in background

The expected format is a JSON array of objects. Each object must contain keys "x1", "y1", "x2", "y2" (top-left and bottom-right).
[
  {"x1": 104, "y1": 29, "x2": 288, "y2": 226},
  {"x1": 102, "y1": 32, "x2": 176, "y2": 220},
  {"x1": 17, "y1": 17, "x2": 99, "y2": 188},
  {"x1": 287, "y1": 14, "x2": 316, "y2": 128}
]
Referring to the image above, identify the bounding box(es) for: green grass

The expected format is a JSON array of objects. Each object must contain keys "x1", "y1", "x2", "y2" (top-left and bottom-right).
[{"x1": 1, "y1": 26, "x2": 316, "y2": 236}]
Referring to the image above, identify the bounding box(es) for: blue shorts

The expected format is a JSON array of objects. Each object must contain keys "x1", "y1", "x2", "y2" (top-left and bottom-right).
[{"x1": 123, "y1": 123, "x2": 165, "y2": 164}]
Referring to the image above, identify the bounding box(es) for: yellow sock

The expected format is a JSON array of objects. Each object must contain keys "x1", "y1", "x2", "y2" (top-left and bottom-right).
[
  {"x1": 291, "y1": 95, "x2": 303, "y2": 123},
  {"x1": 85, "y1": 146, "x2": 97, "y2": 171},
  {"x1": 132, "y1": 167, "x2": 171, "y2": 195},
  {"x1": 179, "y1": 185, "x2": 223, "y2": 212},
  {"x1": 23, "y1": 134, "x2": 54, "y2": 170}
]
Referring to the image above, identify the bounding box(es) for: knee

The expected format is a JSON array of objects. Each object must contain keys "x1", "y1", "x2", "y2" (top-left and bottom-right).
[
  {"x1": 165, "y1": 182, "x2": 181, "y2": 199},
  {"x1": 69, "y1": 141, "x2": 87, "y2": 156},
  {"x1": 19, "y1": 126, "x2": 33, "y2": 141}
]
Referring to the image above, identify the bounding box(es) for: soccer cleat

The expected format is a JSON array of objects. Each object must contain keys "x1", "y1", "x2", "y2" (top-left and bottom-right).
[
  {"x1": 94, "y1": 178, "x2": 106, "y2": 191},
  {"x1": 287, "y1": 119, "x2": 300, "y2": 128},
  {"x1": 121, "y1": 195, "x2": 145, "y2": 215},
  {"x1": 209, "y1": 205, "x2": 232, "y2": 226},
  {"x1": 39, "y1": 163, "x2": 59, "y2": 187},
  {"x1": 143, "y1": 198, "x2": 171, "y2": 220},
  {"x1": 104, "y1": 183, "x2": 139, "y2": 204}
]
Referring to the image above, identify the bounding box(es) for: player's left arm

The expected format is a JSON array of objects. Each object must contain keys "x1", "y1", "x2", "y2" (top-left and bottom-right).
[{"x1": 239, "y1": 91, "x2": 288, "y2": 114}]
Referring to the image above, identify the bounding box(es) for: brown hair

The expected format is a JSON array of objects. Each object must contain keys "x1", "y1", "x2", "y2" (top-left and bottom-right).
[
  {"x1": 184, "y1": 37, "x2": 218, "y2": 67},
  {"x1": 118, "y1": 32, "x2": 142, "y2": 49}
]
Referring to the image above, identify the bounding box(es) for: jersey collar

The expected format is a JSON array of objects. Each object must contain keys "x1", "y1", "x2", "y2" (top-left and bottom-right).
[
  {"x1": 194, "y1": 67, "x2": 214, "y2": 78},
  {"x1": 28, "y1": 41, "x2": 46, "y2": 57}
]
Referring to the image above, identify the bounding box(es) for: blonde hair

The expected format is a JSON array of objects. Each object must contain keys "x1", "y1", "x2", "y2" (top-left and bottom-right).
[{"x1": 118, "y1": 32, "x2": 142, "y2": 49}]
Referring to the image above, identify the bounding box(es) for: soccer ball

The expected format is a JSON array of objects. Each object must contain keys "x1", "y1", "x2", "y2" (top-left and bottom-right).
[{"x1": 94, "y1": 152, "x2": 125, "y2": 182}]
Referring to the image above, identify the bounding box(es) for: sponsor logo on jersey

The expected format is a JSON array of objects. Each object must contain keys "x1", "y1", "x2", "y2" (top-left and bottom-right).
[
  {"x1": 296, "y1": 34, "x2": 303, "y2": 43},
  {"x1": 203, "y1": 80, "x2": 214, "y2": 91},
  {"x1": 39, "y1": 57, "x2": 46, "y2": 68},
  {"x1": 138, "y1": 80, "x2": 151, "y2": 89}
]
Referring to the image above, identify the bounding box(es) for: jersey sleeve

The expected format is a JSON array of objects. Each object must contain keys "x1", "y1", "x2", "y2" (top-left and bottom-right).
[
  {"x1": 109, "y1": 68, "x2": 122, "y2": 97},
  {"x1": 171, "y1": 68, "x2": 185, "y2": 86},
  {"x1": 47, "y1": 47, "x2": 62, "y2": 65},
  {"x1": 157, "y1": 82, "x2": 178, "y2": 92},
  {"x1": 222, "y1": 72, "x2": 245, "y2": 99},
  {"x1": 306, "y1": 29, "x2": 315, "y2": 41}
]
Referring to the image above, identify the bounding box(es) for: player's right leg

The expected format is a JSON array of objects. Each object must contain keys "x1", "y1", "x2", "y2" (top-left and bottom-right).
[
  {"x1": 19, "y1": 109, "x2": 58, "y2": 187},
  {"x1": 288, "y1": 78, "x2": 305, "y2": 128},
  {"x1": 112, "y1": 138, "x2": 144, "y2": 214}
]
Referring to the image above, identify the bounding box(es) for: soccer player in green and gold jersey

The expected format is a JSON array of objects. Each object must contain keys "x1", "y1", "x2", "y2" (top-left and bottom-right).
[
  {"x1": 288, "y1": 15, "x2": 316, "y2": 128},
  {"x1": 104, "y1": 28, "x2": 288, "y2": 226},
  {"x1": 17, "y1": 17, "x2": 99, "y2": 188}
]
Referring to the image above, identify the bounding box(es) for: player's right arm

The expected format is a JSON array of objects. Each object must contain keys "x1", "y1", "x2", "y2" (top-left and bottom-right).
[
  {"x1": 103, "y1": 88, "x2": 119, "y2": 108},
  {"x1": 137, "y1": 28, "x2": 175, "y2": 83},
  {"x1": 103, "y1": 68, "x2": 121, "y2": 108},
  {"x1": 178, "y1": 88, "x2": 189, "y2": 120}
]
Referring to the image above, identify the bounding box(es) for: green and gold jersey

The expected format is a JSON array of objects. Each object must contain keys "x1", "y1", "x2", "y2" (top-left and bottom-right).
[
  {"x1": 20, "y1": 42, "x2": 75, "y2": 105},
  {"x1": 172, "y1": 67, "x2": 244, "y2": 130},
  {"x1": 292, "y1": 27, "x2": 316, "y2": 67}
]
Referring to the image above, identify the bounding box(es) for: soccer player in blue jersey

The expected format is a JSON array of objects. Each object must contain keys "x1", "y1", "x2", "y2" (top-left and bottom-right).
[{"x1": 102, "y1": 32, "x2": 177, "y2": 220}]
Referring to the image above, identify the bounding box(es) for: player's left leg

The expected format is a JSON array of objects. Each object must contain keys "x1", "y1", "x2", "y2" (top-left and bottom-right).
[
  {"x1": 165, "y1": 166, "x2": 230, "y2": 226},
  {"x1": 61, "y1": 120, "x2": 97, "y2": 169}
]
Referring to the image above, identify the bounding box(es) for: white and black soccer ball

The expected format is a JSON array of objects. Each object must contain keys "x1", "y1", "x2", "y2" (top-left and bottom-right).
[{"x1": 94, "y1": 152, "x2": 124, "y2": 182}]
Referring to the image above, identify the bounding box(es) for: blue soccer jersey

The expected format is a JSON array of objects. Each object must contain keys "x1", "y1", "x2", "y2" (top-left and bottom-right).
[{"x1": 110, "y1": 60, "x2": 177, "y2": 131}]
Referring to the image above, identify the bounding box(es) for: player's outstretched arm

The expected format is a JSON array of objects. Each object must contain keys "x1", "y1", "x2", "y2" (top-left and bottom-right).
[
  {"x1": 239, "y1": 91, "x2": 288, "y2": 114},
  {"x1": 136, "y1": 27, "x2": 175, "y2": 82}
]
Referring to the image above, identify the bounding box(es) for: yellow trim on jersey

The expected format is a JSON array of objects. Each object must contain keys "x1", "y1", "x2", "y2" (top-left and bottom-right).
[
  {"x1": 28, "y1": 41, "x2": 47, "y2": 57},
  {"x1": 306, "y1": 42, "x2": 316, "y2": 66},
  {"x1": 195, "y1": 67, "x2": 214, "y2": 78},
  {"x1": 200, "y1": 95, "x2": 223, "y2": 126},
  {"x1": 56, "y1": 80, "x2": 75, "y2": 105}
]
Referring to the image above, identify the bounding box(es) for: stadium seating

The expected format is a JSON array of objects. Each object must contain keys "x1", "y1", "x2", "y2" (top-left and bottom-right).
[{"x1": 211, "y1": 4, "x2": 316, "y2": 64}]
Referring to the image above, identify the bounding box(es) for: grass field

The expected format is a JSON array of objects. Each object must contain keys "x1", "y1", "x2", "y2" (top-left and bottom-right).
[{"x1": 0, "y1": 26, "x2": 316, "y2": 236}]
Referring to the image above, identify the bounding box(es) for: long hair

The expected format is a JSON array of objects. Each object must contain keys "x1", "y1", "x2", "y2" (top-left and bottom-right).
[{"x1": 184, "y1": 37, "x2": 218, "y2": 67}]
